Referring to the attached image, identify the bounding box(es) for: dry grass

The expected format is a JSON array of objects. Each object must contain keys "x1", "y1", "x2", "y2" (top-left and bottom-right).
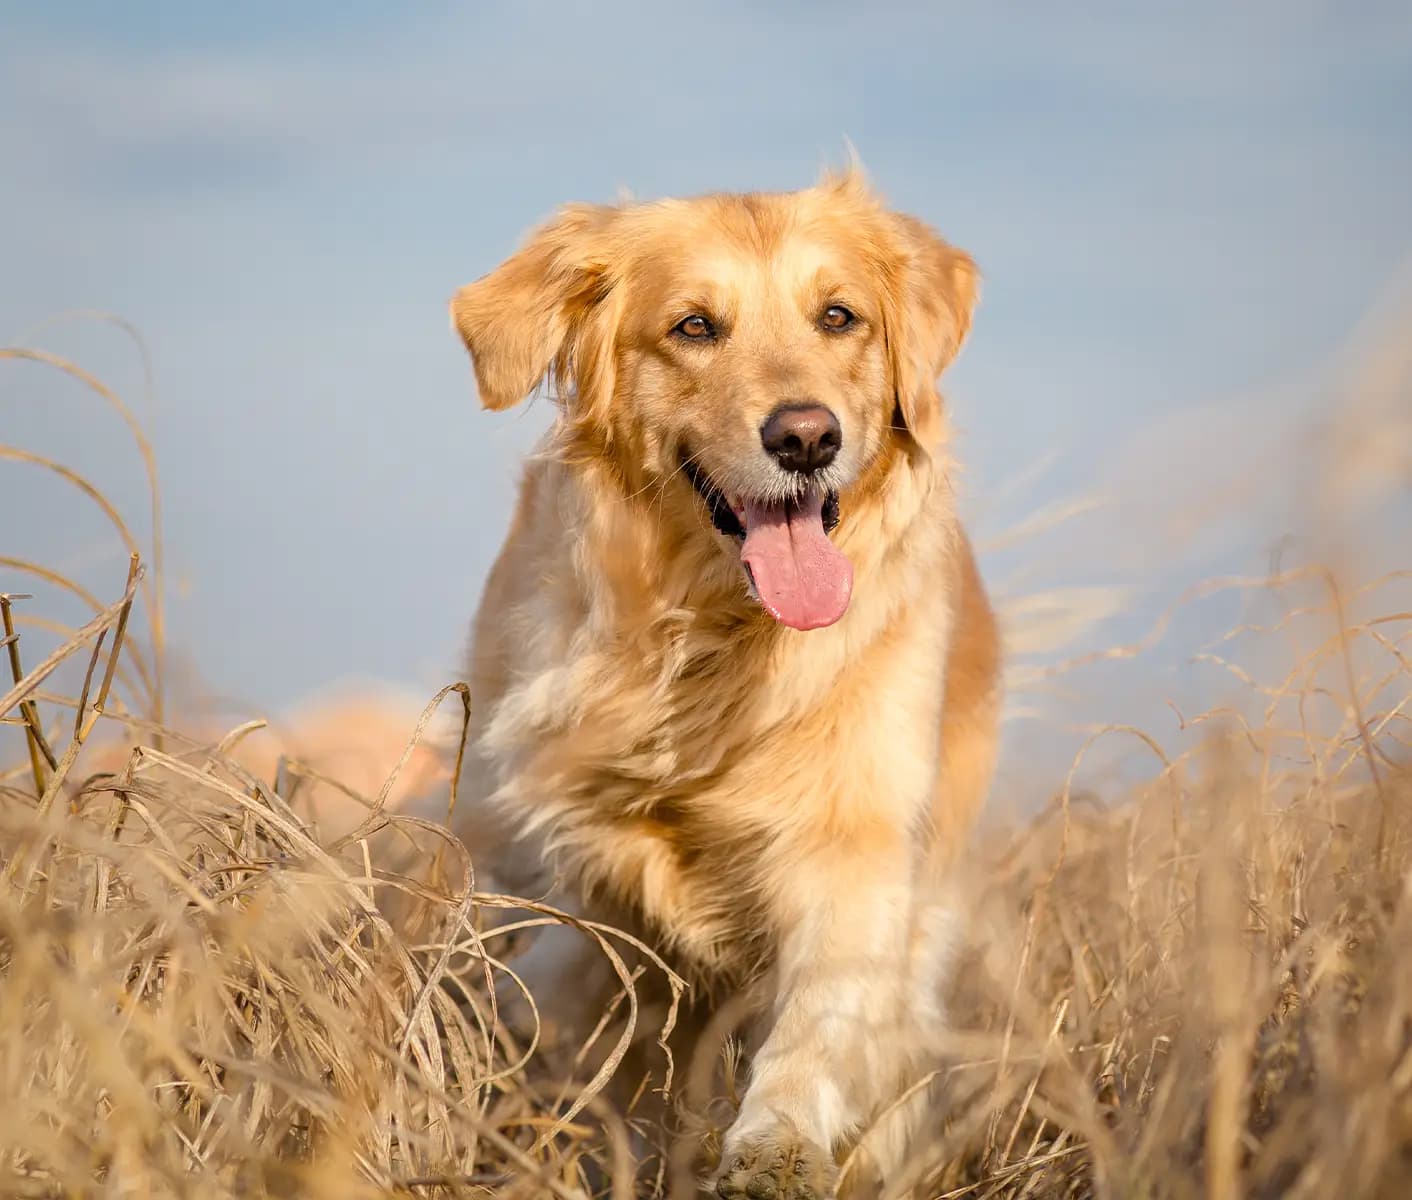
[{"x1": 2, "y1": 332, "x2": 1410, "y2": 1199}]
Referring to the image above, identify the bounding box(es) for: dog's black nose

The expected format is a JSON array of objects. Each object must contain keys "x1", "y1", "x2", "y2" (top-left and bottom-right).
[{"x1": 761, "y1": 404, "x2": 841, "y2": 473}]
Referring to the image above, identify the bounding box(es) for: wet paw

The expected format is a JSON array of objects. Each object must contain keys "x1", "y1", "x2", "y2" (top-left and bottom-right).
[{"x1": 713, "y1": 1132, "x2": 836, "y2": 1199}]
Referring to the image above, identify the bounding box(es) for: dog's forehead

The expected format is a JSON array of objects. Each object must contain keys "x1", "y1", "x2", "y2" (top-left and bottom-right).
[{"x1": 622, "y1": 192, "x2": 880, "y2": 303}]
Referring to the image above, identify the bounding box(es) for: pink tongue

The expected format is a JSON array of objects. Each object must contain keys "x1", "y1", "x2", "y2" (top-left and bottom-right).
[{"x1": 739, "y1": 493, "x2": 853, "y2": 630}]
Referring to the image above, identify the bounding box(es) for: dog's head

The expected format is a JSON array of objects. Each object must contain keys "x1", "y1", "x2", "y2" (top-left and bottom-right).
[{"x1": 451, "y1": 171, "x2": 977, "y2": 631}]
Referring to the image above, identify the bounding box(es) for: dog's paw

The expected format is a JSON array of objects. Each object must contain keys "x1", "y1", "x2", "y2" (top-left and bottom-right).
[{"x1": 713, "y1": 1132, "x2": 836, "y2": 1199}]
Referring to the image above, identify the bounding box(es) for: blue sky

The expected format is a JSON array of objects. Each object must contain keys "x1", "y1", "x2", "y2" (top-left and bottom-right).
[{"x1": 3, "y1": 3, "x2": 1410, "y2": 787}]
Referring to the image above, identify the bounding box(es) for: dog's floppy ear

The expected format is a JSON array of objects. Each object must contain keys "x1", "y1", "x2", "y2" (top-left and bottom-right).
[
  {"x1": 450, "y1": 204, "x2": 616, "y2": 411},
  {"x1": 883, "y1": 213, "x2": 979, "y2": 454}
]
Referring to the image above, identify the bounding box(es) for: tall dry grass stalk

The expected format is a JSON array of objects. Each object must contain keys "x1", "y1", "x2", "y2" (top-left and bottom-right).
[{"x1": 2, "y1": 328, "x2": 1409, "y2": 1198}]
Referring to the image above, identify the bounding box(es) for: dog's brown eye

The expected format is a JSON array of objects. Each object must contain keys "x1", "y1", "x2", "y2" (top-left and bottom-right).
[
  {"x1": 674, "y1": 315, "x2": 715, "y2": 340},
  {"x1": 820, "y1": 305, "x2": 855, "y2": 331}
]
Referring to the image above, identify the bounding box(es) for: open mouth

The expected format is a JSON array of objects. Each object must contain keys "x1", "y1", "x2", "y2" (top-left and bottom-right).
[{"x1": 682, "y1": 456, "x2": 851, "y2": 631}]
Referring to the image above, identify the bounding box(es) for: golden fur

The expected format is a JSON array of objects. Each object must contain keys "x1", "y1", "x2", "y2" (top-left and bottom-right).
[{"x1": 449, "y1": 170, "x2": 1000, "y2": 1198}]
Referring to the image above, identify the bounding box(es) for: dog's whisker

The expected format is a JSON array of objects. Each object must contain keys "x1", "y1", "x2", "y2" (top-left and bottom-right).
[
  {"x1": 626, "y1": 450, "x2": 698, "y2": 506},
  {"x1": 643, "y1": 450, "x2": 705, "y2": 523}
]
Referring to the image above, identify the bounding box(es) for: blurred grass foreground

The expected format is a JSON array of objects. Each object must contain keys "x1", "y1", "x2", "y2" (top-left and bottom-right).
[{"x1": 2, "y1": 321, "x2": 1410, "y2": 1199}]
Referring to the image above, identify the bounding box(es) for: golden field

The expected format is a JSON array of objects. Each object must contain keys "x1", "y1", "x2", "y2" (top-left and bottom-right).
[{"x1": 2, "y1": 323, "x2": 1409, "y2": 1199}]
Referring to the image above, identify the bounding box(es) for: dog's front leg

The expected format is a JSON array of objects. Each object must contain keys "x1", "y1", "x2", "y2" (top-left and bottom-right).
[{"x1": 714, "y1": 846, "x2": 926, "y2": 1199}]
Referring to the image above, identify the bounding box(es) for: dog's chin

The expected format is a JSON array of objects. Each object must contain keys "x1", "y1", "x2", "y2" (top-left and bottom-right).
[{"x1": 681, "y1": 458, "x2": 851, "y2": 631}]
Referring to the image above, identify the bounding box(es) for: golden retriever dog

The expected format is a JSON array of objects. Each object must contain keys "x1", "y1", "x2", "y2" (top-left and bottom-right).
[{"x1": 448, "y1": 169, "x2": 1000, "y2": 1198}]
